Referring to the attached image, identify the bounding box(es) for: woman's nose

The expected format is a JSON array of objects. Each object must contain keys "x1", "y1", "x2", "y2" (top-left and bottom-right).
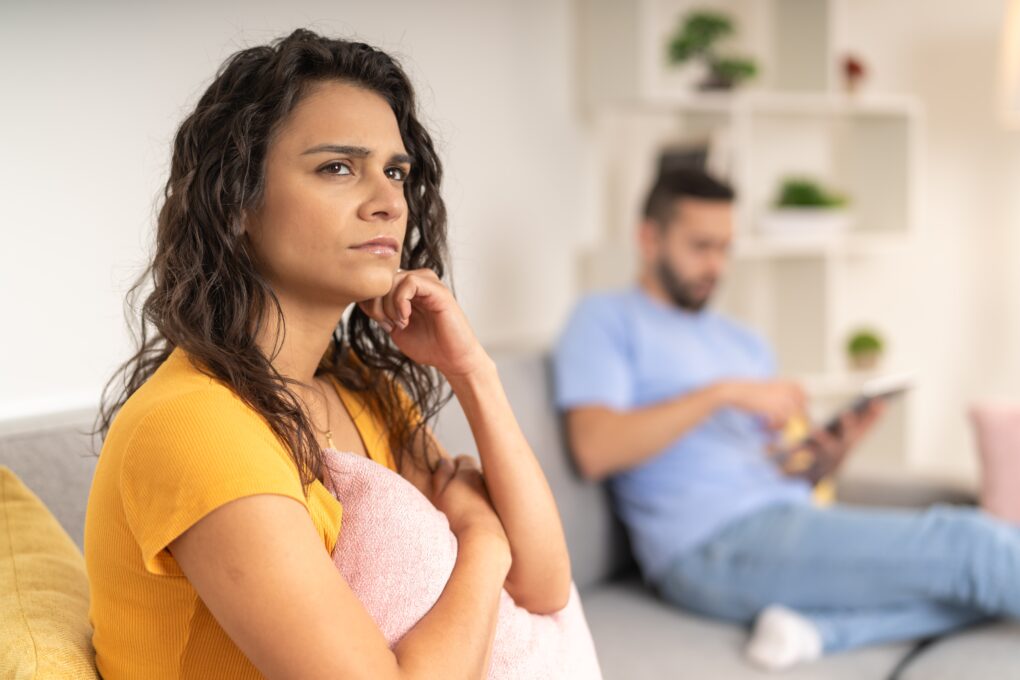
[{"x1": 358, "y1": 173, "x2": 405, "y2": 222}]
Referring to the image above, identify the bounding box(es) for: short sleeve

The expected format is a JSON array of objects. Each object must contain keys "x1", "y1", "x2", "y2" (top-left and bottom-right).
[
  {"x1": 553, "y1": 296, "x2": 635, "y2": 411},
  {"x1": 119, "y1": 388, "x2": 310, "y2": 576},
  {"x1": 739, "y1": 324, "x2": 778, "y2": 377}
]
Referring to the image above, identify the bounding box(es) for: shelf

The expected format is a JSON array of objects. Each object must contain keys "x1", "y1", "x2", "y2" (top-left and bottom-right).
[
  {"x1": 579, "y1": 0, "x2": 921, "y2": 468},
  {"x1": 799, "y1": 370, "x2": 906, "y2": 398},
  {"x1": 732, "y1": 232, "x2": 910, "y2": 259},
  {"x1": 601, "y1": 91, "x2": 920, "y2": 119}
]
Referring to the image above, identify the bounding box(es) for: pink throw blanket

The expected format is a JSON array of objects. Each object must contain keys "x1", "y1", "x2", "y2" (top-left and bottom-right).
[{"x1": 321, "y1": 448, "x2": 603, "y2": 679}]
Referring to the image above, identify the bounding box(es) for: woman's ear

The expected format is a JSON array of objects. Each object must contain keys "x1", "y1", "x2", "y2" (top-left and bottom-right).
[{"x1": 237, "y1": 208, "x2": 259, "y2": 239}]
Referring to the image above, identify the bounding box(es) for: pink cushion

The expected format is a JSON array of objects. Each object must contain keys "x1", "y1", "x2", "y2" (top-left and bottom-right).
[
  {"x1": 970, "y1": 401, "x2": 1020, "y2": 524},
  {"x1": 321, "y1": 448, "x2": 603, "y2": 679}
]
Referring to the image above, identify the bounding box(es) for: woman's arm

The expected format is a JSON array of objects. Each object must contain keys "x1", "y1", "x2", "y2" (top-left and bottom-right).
[
  {"x1": 169, "y1": 473, "x2": 510, "y2": 680},
  {"x1": 360, "y1": 268, "x2": 572, "y2": 615},
  {"x1": 445, "y1": 360, "x2": 572, "y2": 614}
]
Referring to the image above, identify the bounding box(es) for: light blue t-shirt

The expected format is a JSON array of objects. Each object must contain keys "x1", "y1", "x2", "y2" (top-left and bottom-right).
[{"x1": 553, "y1": 286, "x2": 812, "y2": 583}]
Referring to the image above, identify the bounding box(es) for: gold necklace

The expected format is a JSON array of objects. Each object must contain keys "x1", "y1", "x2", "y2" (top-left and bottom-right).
[{"x1": 307, "y1": 376, "x2": 335, "y2": 450}]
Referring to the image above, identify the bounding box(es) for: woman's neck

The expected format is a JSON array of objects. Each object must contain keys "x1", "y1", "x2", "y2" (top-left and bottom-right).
[{"x1": 254, "y1": 293, "x2": 350, "y2": 386}]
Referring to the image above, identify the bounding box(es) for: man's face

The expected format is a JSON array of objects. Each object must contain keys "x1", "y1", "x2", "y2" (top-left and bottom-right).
[{"x1": 642, "y1": 198, "x2": 734, "y2": 312}]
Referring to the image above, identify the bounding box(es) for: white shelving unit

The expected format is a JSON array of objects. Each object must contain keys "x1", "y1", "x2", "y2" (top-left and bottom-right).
[{"x1": 576, "y1": 0, "x2": 924, "y2": 470}]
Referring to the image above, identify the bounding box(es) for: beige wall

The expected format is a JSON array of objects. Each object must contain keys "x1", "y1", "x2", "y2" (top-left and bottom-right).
[
  {"x1": 1, "y1": 0, "x2": 1018, "y2": 485},
  {"x1": 840, "y1": 0, "x2": 1020, "y2": 478},
  {"x1": 0, "y1": 0, "x2": 587, "y2": 422}
]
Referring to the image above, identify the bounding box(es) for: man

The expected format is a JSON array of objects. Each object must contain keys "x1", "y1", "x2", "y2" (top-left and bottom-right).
[{"x1": 553, "y1": 168, "x2": 1019, "y2": 669}]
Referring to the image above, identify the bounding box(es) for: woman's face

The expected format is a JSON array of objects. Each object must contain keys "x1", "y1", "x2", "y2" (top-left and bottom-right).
[{"x1": 245, "y1": 80, "x2": 411, "y2": 308}]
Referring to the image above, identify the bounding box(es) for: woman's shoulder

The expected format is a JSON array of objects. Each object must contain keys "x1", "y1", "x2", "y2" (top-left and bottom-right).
[
  {"x1": 92, "y1": 347, "x2": 318, "y2": 577},
  {"x1": 105, "y1": 347, "x2": 293, "y2": 472}
]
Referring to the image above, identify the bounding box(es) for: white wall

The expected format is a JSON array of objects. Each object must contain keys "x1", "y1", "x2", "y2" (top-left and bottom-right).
[
  {"x1": 0, "y1": 0, "x2": 588, "y2": 423},
  {"x1": 839, "y1": 0, "x2": 1020, "y2": 478},
  {"x1": 2, "y1": 0, "x2": 1018, "y2": 485}
]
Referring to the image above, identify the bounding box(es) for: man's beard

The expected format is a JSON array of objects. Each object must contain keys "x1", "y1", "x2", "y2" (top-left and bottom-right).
[{"x1": 656, "y1": 258, "x2": 715, "y2": 312}]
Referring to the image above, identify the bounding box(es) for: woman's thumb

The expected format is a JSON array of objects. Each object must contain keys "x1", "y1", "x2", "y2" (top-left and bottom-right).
[{"x1": 431, "y1": 456, "x2": 454, "y2": 497}]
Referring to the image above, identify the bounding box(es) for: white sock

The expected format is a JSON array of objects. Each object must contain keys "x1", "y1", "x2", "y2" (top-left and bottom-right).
[{"x1": 746, "y1": 605, "x2": 824, "y2": 671}]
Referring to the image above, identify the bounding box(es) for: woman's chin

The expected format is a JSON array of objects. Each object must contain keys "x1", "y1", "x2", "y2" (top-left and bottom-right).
[{"x1": 346, "y1": 271, "x2": 399, "y2": 302}]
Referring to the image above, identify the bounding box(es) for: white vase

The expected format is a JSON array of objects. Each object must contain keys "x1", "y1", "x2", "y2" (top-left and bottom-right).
[{"x1": 758, "y1": 208, "x2": 853, "y2": 239}]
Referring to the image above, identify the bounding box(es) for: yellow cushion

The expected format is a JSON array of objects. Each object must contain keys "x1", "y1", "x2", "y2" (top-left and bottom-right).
[{"x1": 0, "y1": 466, "x2": 98, "y2": 678}]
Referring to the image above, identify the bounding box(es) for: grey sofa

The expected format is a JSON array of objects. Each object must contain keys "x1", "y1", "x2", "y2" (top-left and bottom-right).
[
  {"x1": 2, "y1": 350, "x2": 1017, "y2": 679},
  {"x1": 434, "y1": 352, "x2": 1018, "y2": 679}
]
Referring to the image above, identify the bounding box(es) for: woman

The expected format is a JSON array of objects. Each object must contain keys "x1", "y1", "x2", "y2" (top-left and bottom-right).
[{"x1": 85, "y1": 28, "x2": 571, "y2": 679}]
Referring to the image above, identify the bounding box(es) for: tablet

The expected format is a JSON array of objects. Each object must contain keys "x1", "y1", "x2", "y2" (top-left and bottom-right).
[
  {"x1": 773, "y1": 373, "x2": 913, "y2": 461},
  {"x1": 819, "y1": 372, "x2": 913, "y2": 436}
]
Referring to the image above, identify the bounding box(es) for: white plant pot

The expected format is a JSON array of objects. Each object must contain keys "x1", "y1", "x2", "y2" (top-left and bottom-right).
[{"x1": 758, "y1": 208, "x2": 854, "y2": 239}]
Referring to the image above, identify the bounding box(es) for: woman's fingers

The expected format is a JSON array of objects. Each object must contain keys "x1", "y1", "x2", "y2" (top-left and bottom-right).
[
  {"x1": 453, "y1": 454, "x2": 480, "y2": 471},
  {"x1": 388, "y1": 274, "x2": 421, "y2": 328},
  {"x1": 358, "y1": 269, "x2": 448, "y2": 334},
  {"x1": 430, "y1": 456, "x2": 456, "y2": 498},
  {"x1": 357, "y1": 297, "x2": 395, "y2": 333}
]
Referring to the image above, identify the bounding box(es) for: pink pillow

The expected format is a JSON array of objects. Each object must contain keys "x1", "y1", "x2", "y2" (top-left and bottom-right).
[
  {"x1": 970, "y1": 401, "x2": 1020, "y2": 525},
  {"x1": 321, "y1": 448, "x2": 603, "y2": 679}
]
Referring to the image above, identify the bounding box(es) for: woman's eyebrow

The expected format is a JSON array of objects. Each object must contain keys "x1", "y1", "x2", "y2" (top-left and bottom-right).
[
  {"x1": 301, "y1": 143, "x2": 414, "y2": 165},
  {"x1": 301, "y1": 143, "x2": 370, "y2": 156}
]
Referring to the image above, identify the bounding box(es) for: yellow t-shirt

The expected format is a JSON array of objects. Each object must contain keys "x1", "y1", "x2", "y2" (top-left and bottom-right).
[{"x1": 85, "y1": 346, "x2": 399, "y2": 679}]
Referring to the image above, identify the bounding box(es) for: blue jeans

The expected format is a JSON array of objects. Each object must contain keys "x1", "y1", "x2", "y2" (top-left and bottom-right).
[{"x1": 655, "y1": 502, "x2": 1019, "y2": 653}]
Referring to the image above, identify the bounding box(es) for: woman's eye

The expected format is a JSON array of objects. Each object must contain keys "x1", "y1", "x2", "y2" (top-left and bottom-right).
[
  {"x1": 320, "y1": 161, "x2": 352, "y2": 176},
  {"x1": 386, "y1": 166, "x2": 409, "y2": 182}
]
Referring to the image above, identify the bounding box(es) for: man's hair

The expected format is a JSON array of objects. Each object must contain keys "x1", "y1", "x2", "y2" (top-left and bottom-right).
[{"x1": 642, "y1": 168, "x2": 735, "y2": 227}]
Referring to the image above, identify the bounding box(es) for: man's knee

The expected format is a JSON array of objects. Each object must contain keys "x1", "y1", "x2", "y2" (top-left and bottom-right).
[{"x1": 921, "y1": 504, "x2": 1017, "y2": 598}]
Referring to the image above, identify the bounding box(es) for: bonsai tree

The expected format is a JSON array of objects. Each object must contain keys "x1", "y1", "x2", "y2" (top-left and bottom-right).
[
  {"x1": 667, "y1": 10, "x2": 759, "y2": 90},
  {"x1": 775, "y1": 177, "x2": 849, "y2": 209},
  {"x1": 847, "y1": 328, "x2": 885, "y2": 371}
]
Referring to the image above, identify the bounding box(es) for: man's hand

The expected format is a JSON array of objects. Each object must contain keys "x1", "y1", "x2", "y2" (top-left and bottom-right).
[
  {"x1": 797, "y1": 399, "x2": 887, "y2": 483},
  {"x1": 720, "y1": 379, "x2": 808, "y2": 430}
]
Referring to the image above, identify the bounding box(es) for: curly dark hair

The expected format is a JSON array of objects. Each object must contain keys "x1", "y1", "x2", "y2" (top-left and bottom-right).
[{"x1": 92, "y1": 28, "x2": 451, "y2": 488}]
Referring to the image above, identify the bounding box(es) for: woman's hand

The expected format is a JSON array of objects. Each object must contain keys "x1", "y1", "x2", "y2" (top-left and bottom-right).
[
  {"x1": 429, "y1": 455, "x2": 509, "y2": 552},
  {"x1": 358, "y1": 268, "x2": 490, "y2": 379}
]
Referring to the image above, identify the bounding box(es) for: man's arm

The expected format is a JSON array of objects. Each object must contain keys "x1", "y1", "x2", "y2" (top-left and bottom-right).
[{"x1": 566, "y1": 380, "x2": 807, "y2": 481}]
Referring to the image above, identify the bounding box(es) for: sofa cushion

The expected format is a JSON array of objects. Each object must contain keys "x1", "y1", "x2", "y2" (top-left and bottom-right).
[
  {"x1": 898, "y1": 621, "x2": 1020, "y2": 679},
  {"x1": 970, "y1": 401, "x2": 1020, "y2": 523},
  {"x1": 582, "y1": 579, "x2": 915, "y2": 680},
  {"x1": 0, "y1": 466, "x2": 98, "y2": 678},
  {"x1": 0, "y1": 421, "x2": 98, "y2": 549},
  {"x1": 433, "y1": 351, "x2": 634, "y2": 591}
]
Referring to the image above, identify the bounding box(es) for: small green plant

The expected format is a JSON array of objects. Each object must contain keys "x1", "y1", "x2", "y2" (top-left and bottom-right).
[
  {"x1": 775, "y1": 178, "x2": 848, "y2": 209},
  {"x1": 847, "y1": 329, "x2": 885, "y2": 370},
  {"x1": 667, "y1": 11, "x2": 759, "y2": 90}
]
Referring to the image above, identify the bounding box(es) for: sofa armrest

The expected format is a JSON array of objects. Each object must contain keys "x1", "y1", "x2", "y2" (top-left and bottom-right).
[{"x1": 835, "y1": 472, "x2": 978, "y2": 509}]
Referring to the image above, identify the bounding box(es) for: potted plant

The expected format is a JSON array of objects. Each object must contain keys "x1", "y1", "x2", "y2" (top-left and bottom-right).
[
  {"x1": 758, "y1": 177, "x2": 853, "y2": 238},
  {"x1": 846, "y1": 328, "x2": 885, "y2": 371},
  {"x1": 667, "y1": 11, "x2": 759, "y2": 91},
  {"x1": 842, "y1": 54, "x2": 868, "y2": 95}
]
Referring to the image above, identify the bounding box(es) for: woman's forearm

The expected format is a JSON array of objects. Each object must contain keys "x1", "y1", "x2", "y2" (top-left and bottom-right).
[
  {"x1": 394, "y1": 531, "x2": 509, "y2": 680},
  {"x1": 446, "y1": 357, "x2": 572, "y2": 614}
]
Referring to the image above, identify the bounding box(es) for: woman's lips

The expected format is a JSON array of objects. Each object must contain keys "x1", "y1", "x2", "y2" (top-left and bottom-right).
[{"x1": 349, "y1": 237, "x2": 399, "y2": 256}]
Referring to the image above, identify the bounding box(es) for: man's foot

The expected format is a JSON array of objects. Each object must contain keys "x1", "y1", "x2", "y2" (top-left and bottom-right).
[{"x1": 746, "y1": 605, "x2": 823, "y2": 671}]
